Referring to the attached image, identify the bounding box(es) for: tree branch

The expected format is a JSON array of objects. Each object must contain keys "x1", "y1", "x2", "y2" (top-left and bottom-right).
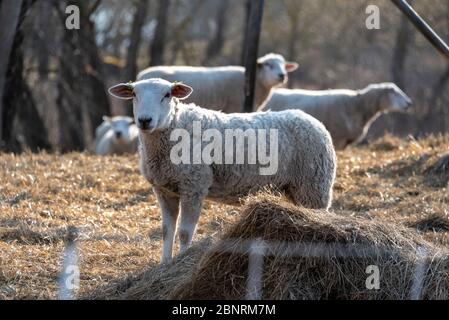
[{"x1": 88, "y1": 0, "x2": 102, "y2": 17}]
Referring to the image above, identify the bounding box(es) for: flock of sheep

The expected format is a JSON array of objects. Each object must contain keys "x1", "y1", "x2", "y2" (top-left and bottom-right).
[{"x1": 99, "y1": 52, "x2": 413, "y2": 263}]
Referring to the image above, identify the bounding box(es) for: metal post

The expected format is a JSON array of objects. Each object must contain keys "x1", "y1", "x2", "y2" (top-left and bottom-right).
[
  {"x1": 243, "y1": 0, "x2": 264, "y2": 113},
  {"x1": 391, "y1": 0, "x2": 449, "y2": 60}
]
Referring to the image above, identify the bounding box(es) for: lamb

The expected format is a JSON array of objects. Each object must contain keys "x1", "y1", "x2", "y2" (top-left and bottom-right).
[
  {"x1": 95, "y1": 117, "x2": 114, "y2": 144},
  {"x1": 137, "y1": 53, "x2": 298, "y2": 113},
  {"x1": 95, "y1": 116, "x2": 139, "y2": 155},
  {"x1": 108, "y1": 78, "x2": 337, "y2": 263},
  {"x1": 259, "y1": 83, "x2": 413, "y2": 149}
]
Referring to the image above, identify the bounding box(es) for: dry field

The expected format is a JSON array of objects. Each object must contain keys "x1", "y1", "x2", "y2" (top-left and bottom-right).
[{"x1": 0, "y1": 135, "x2": 448, "y2": 300}]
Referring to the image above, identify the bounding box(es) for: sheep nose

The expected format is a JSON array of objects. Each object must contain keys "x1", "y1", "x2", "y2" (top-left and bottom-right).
[
  {"x1": 116, "y1": 132, "x2": 122, "y2": 139},
  {"x1": 138, "y1": 118, "x2": 152, "y2": 130}
]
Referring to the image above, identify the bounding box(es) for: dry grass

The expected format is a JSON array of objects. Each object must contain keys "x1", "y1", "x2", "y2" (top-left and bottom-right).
[
  {"x1": 0, "y1": 135, "x2": 448, "y2": 299},
  {"x1": 86, "y1": 237, "x2": 213, "y2": 300},
  {"x1": 171, "y1": 194, "x2": 449, "y2": 300}
]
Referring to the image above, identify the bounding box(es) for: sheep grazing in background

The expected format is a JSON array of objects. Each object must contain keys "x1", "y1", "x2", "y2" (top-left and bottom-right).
[
  {"x1": 95, "y1": 116, "x2": 139, "y2": 155},
  {"x1": 137, "y1": 53, "x2": 299, "y2": 113},
  {"x1": 259, "y1": 83, "x2": 413, "y2": 149},
  {"x1": 109, "y1": 78, "x2": 336, "y2": 263}
]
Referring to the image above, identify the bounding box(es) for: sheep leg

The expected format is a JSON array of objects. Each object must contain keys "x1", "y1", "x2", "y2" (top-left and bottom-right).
[
  {"x1": 178, "y1": 195, "x2": 204, "y2": 253},
  {"x1": 154, "y1": 189, "x2": 180, "y2": 264}
]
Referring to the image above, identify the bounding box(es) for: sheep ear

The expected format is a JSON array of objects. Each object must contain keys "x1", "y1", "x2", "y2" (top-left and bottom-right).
[
  {"x1": 109, "y1": 83, "x2": 134, "y2": 100},
  {"x1": 285, "y1": 62, "x2": 299, "y2": 72},
  {"x1": 103, "y1": 116, "x2": 112, "y2": 123},
  {"x1": 171, "y1": 83, "x2": 193, "y2": 100},
  {"x1": 126, "y1": 117, "x2": 134, "y2": 124}
]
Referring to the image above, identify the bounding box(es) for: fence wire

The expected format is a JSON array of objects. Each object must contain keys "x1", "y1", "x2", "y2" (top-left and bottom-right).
[{"x1": 57, "y1": 231, "x2": 447, "y2": 300}]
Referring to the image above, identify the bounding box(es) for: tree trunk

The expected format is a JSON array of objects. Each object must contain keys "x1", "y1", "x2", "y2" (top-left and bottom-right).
[
  {"x1": 55, "y1": 0, "x2": 110, "y2": 152},
  {"x1": 431, "y1": 67, "x2": 449, "y2": 105},
  {"x1": 2, "y1": 0, "x2": 51, "y2": 153},
  {"x1": 240, "y1": 0, "x2": 251, "y2": 66},
  {"x1": 243, "y1": 0, "x2": 264, "y2": 113},
  {"x1": 428, "y1": 1, "x2": 449, "y2": 132},
  {"x1": 391, "y1": 2, "x2": 414, "y2": 89},
  {"x1": 287, "y1": 16, "x2": 299, "y2": 65},
  {"x1": 36, "y1": 0, "x2": 52, "y2": 79},
  {"x1": 149, "y1": 0, "x2": 171, "y2": 67},
  {"x1": 283, "y1": 0, "x2": 302, "y2": 89},
  {"x1": 0, "y1": 0, "x2": 23, "y2": 145},
  {"x1": 124, "y1": 0, "x2": 149, "y2": 81},
  {"x1": 203, "y1": 0, "x2": 229, "y2": 65},
  {"x1": 391, "y1": 0, "x2": 449, "y2": 60}
]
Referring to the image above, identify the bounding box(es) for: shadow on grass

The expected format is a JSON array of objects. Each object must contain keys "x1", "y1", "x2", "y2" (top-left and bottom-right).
[
  {"x1": 81, "y1": 237, "x2": 212, "y2": 300},
  {"x1": 0, "y1": 223, "x2": 68, "y2": 245}
]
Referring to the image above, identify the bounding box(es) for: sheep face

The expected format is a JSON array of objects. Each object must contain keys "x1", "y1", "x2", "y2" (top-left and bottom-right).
[
  {"x1": 104, "y1": 116, "x2": 134, "y2": 143},
  {"x1": 109, "y1": 79, "x2": 192, "y2": 132},
  {"x1": 257, "y1": 53, "x2": 299, "y2": 89},
  {"x1": 377, "y1": 83, "x2": 413, "y2": 112}
]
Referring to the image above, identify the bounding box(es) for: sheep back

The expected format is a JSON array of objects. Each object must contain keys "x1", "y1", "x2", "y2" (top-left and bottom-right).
[{"x1": 139, "y1": 104, "x2": 336, "y2": 209}]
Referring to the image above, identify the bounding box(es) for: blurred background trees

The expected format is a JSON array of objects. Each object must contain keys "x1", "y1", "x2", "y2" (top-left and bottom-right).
[{"x1": 0, "y1": 0, "x2": 448, "y2": 153}]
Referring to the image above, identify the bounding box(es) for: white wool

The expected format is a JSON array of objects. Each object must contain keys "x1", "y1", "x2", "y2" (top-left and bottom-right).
[
  {"x1": 260, "y1": 83, "x2": 412, "y2": 149},
  {"x1": 108, "y1": 78, "x2": 336, "y2": 263},
  {"x1": 95, "y1": 116, "x2": 139, "y2": 155},
  {"x1": 137, "y1": 53, "x2": 298, "y2": 113}
]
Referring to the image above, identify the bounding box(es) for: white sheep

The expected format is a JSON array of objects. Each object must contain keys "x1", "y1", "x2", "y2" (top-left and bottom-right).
[
  {"x1": 95, "y1": 118, "x2": 113, "y2": 144},
  {"x1": 259, "y1": 83, "x2": 413, "y2": 149},
  {"x1": 109, "y1": 78, "x2": 336, "y2": 263},
  {"x1": 137, "y1": 53, "x2": 299, "y2": 113},
  {"x1": 95, "y1": 116, "x2": 139, "y2": 155}
]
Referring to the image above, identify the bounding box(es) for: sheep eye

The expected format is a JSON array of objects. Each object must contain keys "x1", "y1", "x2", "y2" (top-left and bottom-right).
[{"x1": 161, "y1": 92, "x2": 170, "y2": 102}]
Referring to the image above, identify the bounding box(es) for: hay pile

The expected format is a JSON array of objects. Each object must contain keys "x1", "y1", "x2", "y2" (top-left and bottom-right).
[
  {"x1": 169, "y1": 194, "x2": 449, "y2": 300},
  {"x1": 369, "y1": 134, "x2": 405, "y2": 152},
  {"x1": 409, "y1": 214, "x2": 449, "y2": 233},
  {"x1": 427, "y1": 153, "x2": 449, "y2": 175}
]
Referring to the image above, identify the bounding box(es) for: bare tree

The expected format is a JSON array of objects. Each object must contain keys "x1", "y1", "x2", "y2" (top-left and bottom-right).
[
  {"x1": 118, "y1": 0, "x2": 150, "y2": 117},
  {"x1": 124, "y1": 0, "x2": 149, "y2": 81},
  {"x1": 203, "y1": 0, "x2": 230, "y2": 65},
  {"x1": 241, "y1": 0, "x2": 251, "y2": 65},
  {"x1": 283, "y1": 0, "x2": 303, "y2": 88},
  {"x1": 430, "y1": 1, "x2": 449, "y2": 103},
  {"x1": 431, "y1": 68, "x2": 449, "y2": 110},
  {"x1": 149, "y1": 0, "x2": 171, "y2": 66},
  {"x1": 0, "y1": 0, "x2": 24, "y2": 145},
  {"x1": 36, "y1": 0, "x2": 52, "y2": 79},
  {"x1": 283, "y1": 0, "x2": 302, "y2": 62},
  {"x1": 54, "y1": 0, "x2": 110, "y2": 152},
  {"x1": 169, "y1": 0, "x2": 206, "y2": 65},
  {"x1": 391, "y1": 1, "x2": 414, "y2": 89},
  {"x1": 1, "y1": 0, "x2": 51, "y2": 152}
]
